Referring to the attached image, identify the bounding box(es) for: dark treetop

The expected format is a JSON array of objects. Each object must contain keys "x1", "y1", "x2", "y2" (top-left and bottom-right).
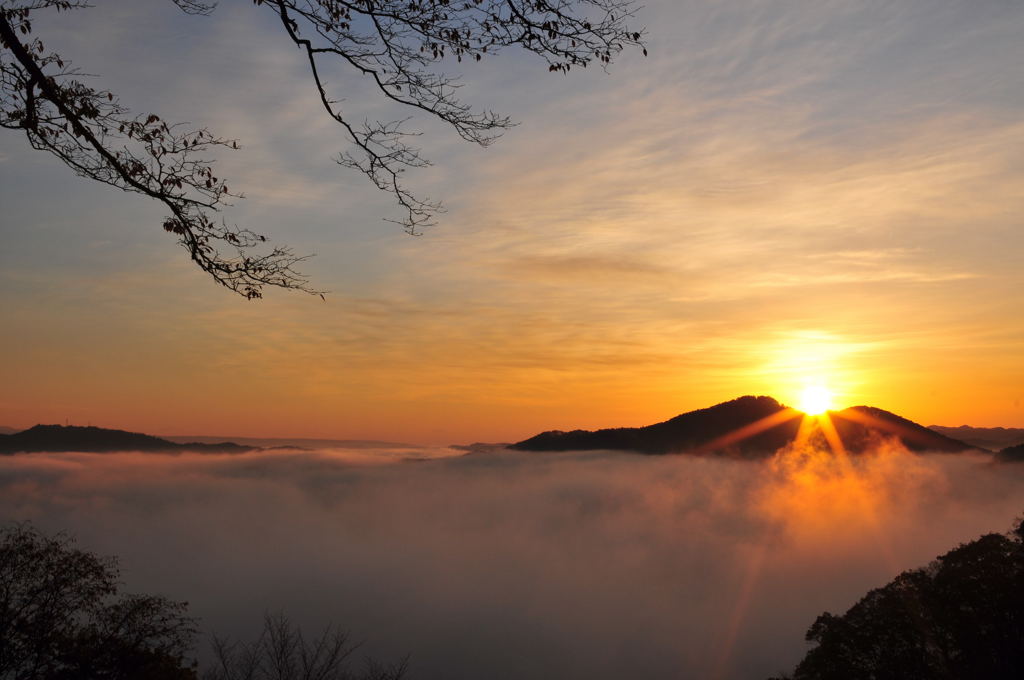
[{"x1": 769, "y1": 517, "x2": 1024, "y2": 680}]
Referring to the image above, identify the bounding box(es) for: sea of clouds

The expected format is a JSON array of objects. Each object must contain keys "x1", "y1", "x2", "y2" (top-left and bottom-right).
[{"x1": 2, "y1": 444, "x2": 1023, "y2": 679}]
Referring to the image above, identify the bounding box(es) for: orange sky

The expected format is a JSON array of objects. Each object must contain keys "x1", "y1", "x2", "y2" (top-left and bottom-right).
[{"x1": 2, "y1": 0, "x2": 1023, "y2": 443}]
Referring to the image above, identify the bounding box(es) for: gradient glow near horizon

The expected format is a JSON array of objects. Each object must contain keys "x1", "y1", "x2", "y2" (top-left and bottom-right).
[{"x1": 2, "y1": 0, "x2": 1023, "y2": 443}]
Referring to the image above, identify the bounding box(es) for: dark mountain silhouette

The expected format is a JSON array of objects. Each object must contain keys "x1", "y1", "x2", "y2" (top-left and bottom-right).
[
  {"x1": 453, "y1": 442, "x2": 514, "y2": 455},
  {"x1": 827, "y1": 406, "x2": 980, "y2": 453},
  {"x1": 0, "y1": 426, "x2": 18, "y2": 435},
  {"x1": 513, "y1": 396, "x2": 803, "y2": 457},
  {"x1": 997, "y1": 443, "x2": 1024, "y2": 463},
  {"x1": 512, "y1": 396, "x2": 978, "y2": 456},
  {"x1": 0, "y1": 425, "x2": 253, "y2": 455},
  {"x1": 929, "y1": 424, "x2": 1024, "y2": 451}
]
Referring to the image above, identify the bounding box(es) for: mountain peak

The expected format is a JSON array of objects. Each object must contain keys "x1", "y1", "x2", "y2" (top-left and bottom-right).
[
  {"x1": 513, "y1": 396, "x2": 977, "y2": 457},
  {"x1": 514, "y1": 395, "x2": 801, "y2": 457}
]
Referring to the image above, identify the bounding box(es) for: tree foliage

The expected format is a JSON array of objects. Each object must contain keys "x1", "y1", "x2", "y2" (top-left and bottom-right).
[
  {"x1": 0, "y1": 524, "x2": 407, "y2": 680},
  {"x1": 769, "y1": 517, "x2": 1024, "y2": 680},
  {"x1": 0, "y1": 523, "x2": 197, "y2": 680},
  {"x1": 0, "y1": 0, "x2": 645, "y2": 298}
]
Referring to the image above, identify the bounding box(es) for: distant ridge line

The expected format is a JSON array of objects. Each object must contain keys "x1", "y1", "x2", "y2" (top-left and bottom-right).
[
  {"x1": 162, "y1": 434, "x2": 416, "y2": 450},
  {"x1": 928, "y1": 424, "x2": 1024, "y2": 451},
  {"x1": 0, "y1": 424, "x2": 253, "y2": 455}
]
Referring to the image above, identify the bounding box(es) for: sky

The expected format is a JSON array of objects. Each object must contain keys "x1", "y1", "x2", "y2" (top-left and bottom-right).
[{"x1": 2, "y1": 0, "x2": 1024, "y2": 443}]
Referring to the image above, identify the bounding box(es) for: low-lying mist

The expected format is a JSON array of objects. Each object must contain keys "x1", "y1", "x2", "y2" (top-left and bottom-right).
[{"x1": 2, "y1": 444, "x2": 1022, "y2": 679}]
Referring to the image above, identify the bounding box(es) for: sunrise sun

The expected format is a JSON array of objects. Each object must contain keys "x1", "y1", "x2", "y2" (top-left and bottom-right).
[{"x1": 799, "y1": 385, "x2": 834, "y2": 415}]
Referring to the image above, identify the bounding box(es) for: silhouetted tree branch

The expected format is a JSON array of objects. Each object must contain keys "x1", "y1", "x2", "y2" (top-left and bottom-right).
[
  {"x1": 203, "y1": 613, "x2": 408, "y2": 680},
  {"x1": 0, "y1": 0, "x2": 644, "y2": 298}
]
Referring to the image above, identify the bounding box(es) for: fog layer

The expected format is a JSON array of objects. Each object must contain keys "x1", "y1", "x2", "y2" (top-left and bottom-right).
[{"x1": 2, "y1": 445, "x2": 1022, "y2": 679}]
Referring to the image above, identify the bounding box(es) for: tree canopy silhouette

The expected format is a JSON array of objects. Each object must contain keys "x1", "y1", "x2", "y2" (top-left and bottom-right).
[
  {"x1": 769, "y1": 516, "x2": 1024, "y2": 680},
  {"x1": 0, "y1": 523, "x2": 197, "y2": 680},
  {"x1": 0, "y1": 524, "x2": 408, "y2": 680},
  {"x1": 0, "y1": 0, "x2": 645, "y2": 298}
]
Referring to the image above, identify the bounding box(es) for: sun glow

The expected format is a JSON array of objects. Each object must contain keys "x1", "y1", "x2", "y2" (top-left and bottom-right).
[{"x1": 799, "y1": 385, "x2": 833, "y2": 415}]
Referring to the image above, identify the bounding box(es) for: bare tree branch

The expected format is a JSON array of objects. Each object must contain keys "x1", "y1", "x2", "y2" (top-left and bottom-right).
[
  {"x1": 171, "y1": 0, "x2": 217, "y2": 16},
  {"x1": 203, "y1": 612, "x2": 399, "y2": 680},
  {"x1": 1, "y1": 1, "x2": 319, "y2": 298},
  {"x1": 1, "y1": 0, "x2": 645, "y2": 297}
]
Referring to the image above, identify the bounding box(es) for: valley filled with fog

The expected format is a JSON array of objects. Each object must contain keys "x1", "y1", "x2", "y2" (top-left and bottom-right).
[{"x1": 1, "y1": 445, "x2": 1022, "y2": 679}]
